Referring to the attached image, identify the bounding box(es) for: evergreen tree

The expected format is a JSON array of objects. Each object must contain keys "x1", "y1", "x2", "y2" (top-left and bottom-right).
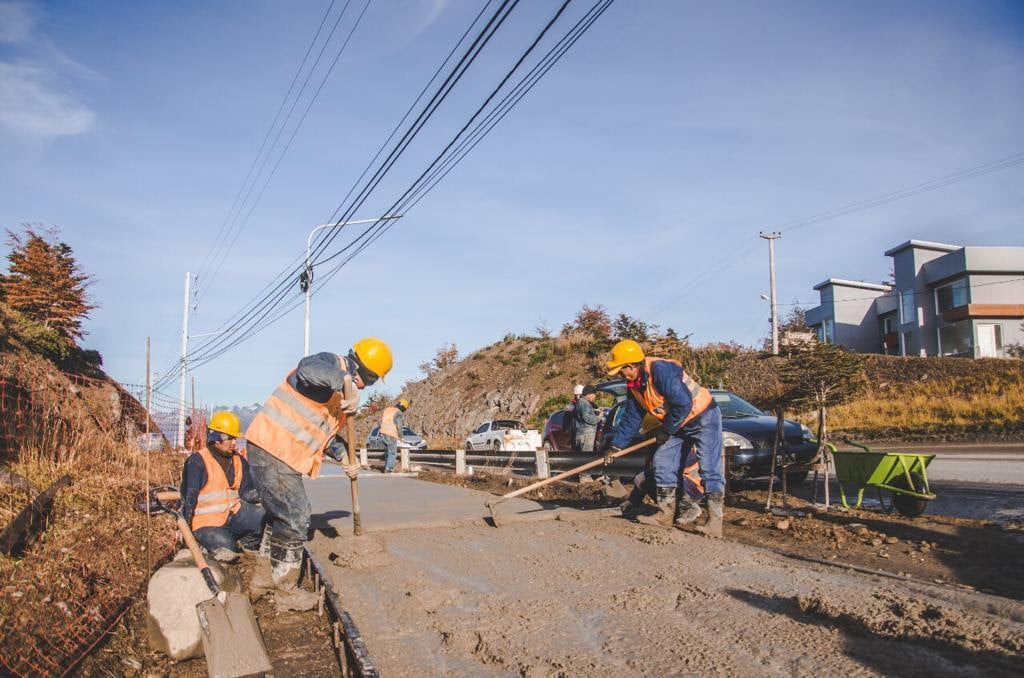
[{"x1": 2, "y1": 225, "x2": 95, "y2": 343}]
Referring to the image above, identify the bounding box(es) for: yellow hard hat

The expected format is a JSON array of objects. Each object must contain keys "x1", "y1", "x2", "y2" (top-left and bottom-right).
[
  {"x1": 606, "y1": 339, "x2": 645, "y2": 375},
  {"x1": 398, "y1": 398, "x2": 410, "y2": 410},
  {"x1": 352, "y1": 337, "x2": 393, "y2": 382},
  {"x1": 208, "y1": 411, "x2": 242, "y2": 438}
]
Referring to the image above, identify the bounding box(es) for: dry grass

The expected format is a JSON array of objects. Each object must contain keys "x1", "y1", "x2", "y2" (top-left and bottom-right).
[
  {"x1": 824, "y1": 379, "x2": 1024, "y2": 434},
  {"x1": 0, "y1": 350, "x2": 183, "y2": 675}
]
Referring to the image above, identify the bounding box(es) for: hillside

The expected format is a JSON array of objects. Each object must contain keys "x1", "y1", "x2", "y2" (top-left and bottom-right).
[{"x1": 396, "y1": 334, "x2": 1024, "y2": 446}]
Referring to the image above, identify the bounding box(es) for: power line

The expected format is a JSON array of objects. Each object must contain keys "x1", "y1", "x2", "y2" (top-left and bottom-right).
[
  {"x1": 153, "y1": 0, "x2": 524, "y2": 389},
  {"x1": 163, "y1": 0, "x2": 617, "y2": 380},
  {"x1": 193, "y1": 0, "x2": 341, "y2": 299},
  {"x1": 195, "y1": 0, "x2": 369, "y2": 307},
  {"x1": 645, "y1": 151, "x2": 1024, "y2": 320}
]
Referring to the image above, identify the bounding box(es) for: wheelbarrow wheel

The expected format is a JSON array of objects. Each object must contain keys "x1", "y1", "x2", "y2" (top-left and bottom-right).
[{"x1": 892, "y1": 472, "x2": 929, "y2": 518}]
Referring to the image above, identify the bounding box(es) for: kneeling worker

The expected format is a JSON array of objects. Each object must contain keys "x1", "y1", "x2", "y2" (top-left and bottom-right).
[
  {"x1": 606, "y1": 339, "x2": 725, "y2": 537},
  {"x1": 180, "y1": 411, "x2": 267, "y2": 562},
  {"x1": 379, "y1": 398, "x2": 410, "y2": 473}
]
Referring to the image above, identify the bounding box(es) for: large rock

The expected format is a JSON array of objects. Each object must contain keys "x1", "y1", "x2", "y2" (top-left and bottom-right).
[{"x1": 146, "y1": 549, "x2": 241, "y2": 660}]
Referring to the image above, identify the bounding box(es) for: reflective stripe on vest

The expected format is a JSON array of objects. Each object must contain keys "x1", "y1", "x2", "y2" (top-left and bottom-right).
[
  {"x1": 192, "y1": 447, "x2": 242, "y2": 530},
  {"x1": 629, "y1": 357, "x2": 713, "y2": 428},
  {"x1": 244, "y1": 370, "x2": 344, "y2": 479},
  {"x1": 380, "y1": 406, "x2": 400, "y2": 438}
]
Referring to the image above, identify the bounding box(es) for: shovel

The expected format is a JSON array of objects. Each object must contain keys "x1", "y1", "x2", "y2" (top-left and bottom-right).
[
  {"x1": 138, "y1": 487, "x2": 273, "y2": 678},
  {"x1": 485, "y1": 438, "x2": 656, "y2": 526}
]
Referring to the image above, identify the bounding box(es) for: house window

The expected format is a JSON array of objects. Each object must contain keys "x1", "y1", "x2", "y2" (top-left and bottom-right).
[
  {"x1": 900, "y1": 290, "x2": 916, "y2": 326},
  {"x1": 935, "y1": 279, "x2": 968, "y2": 314},
  {"x1": 938, "y1": 320, "x2": 971, "y2": 356},
  {"x1": 815, "y1": 319, "x2": 834, "y2": 344},
  {"x1": 882, "y1": 315, "x2": 896, "y2": 334}
]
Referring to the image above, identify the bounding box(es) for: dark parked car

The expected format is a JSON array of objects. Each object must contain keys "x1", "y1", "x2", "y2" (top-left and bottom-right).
[{"x1": 542, "y1": 380, "x2": 817, "y2": 481}]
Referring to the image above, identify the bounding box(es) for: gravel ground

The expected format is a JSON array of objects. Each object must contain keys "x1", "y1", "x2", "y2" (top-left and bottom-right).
[{"x1": 313, "y1": 512, "x2": 1024, "y2": 676}]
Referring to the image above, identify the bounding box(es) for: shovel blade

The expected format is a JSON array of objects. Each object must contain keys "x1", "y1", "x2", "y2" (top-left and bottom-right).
[{"x1": 197, "y1": 592, "x2": 273, "y2": 677}]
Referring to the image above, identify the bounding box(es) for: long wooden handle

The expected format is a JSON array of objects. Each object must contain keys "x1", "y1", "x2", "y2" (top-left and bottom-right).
[
  {"x1": 491, "y1": 438, "x2": 657, "y2": 505},
  {"x1": 176, "y1": 515, "x2": 220, "y2": 595},
  {"x1": 346, "y1": 417, "x2": 364, "y2": 536}
]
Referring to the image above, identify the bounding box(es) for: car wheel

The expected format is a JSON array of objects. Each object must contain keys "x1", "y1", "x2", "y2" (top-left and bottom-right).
[
  {"x1": 542, "y1": 440, "x2": 554, "y2": 453},
  {"x1": 493, "y1": 441, "x2": 501, "y2": 453},
  {"x1": 465, "y1": 441, "x2": 473, "y2": 452}
]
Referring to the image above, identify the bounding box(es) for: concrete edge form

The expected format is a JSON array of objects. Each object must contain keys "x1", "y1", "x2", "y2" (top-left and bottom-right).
[{"x1": 305, "y1": 547, "x2": 379, "y2": 677}]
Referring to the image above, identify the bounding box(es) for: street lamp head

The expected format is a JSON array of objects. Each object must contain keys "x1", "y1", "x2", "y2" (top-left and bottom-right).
[{"x1": 760, "y1": 294, "x2": 769, "y2": 301}]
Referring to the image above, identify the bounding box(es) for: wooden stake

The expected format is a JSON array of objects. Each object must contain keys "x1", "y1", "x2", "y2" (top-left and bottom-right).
[{"x1": 346, "y1": 418, "x2": 364, "y2": 536}]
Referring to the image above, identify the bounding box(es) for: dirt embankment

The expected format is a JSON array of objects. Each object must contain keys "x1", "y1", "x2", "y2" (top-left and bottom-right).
[{"x1": 397, "y1": 336, "x2": 1024, "y2": 445}]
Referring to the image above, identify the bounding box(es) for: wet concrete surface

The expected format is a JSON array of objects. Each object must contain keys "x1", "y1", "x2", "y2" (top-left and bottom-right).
[
  {"x1": 304, "y1": 473, "x2": 585, "y2": 534},
  {"x1": 308, "y1": 478, "x2": 1024, "y2": 676}
]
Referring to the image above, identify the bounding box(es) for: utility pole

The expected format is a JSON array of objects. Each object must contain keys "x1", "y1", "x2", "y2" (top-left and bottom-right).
[
  {"x1": 760, "y1": 232, "x2": 781, "y2": 355},
  {"x1": 178, "y1": 272, "x2": 191, "y2": 450},
  {"x1": 144, "y1": 336, "x2": 152, "y2": 573}
]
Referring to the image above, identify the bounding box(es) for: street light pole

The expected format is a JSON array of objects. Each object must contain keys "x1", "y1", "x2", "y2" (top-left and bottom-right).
[{"x1": 304, "y1": 215, "x2": 402, "y2": 356}]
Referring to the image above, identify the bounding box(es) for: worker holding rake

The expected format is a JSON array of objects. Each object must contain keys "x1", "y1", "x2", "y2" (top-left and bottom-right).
[{"x1": 606, "y1": 340, "x2": 725, "y2": 537}]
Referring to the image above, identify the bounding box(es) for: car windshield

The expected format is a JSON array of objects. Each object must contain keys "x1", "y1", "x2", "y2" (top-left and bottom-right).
[
  {"x1": 493, "y1": 420, "x2": 523, "y2": 430},
  {"x1": 713, "y1": 391, "x2": 765, "y2": 418}
]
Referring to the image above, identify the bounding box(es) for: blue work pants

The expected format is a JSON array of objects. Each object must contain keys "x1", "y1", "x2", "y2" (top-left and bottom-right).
[
  {"x1": 650, "y1": 405, "x2": 724, "y2": 494},
  {"x1": 247, "y1": 442, "x2": 312, "y2": 543},
  {"x1": 382, "y1": 435, "x2": 398, "y2": 472},
  {"x1": 194, "y1": 501, "x2": 267, "y2": 556}
]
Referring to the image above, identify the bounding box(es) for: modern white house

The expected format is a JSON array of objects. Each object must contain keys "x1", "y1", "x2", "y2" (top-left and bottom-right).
[{"x1": 805, "y1": 240, "x2": 1024, "y2": 358}]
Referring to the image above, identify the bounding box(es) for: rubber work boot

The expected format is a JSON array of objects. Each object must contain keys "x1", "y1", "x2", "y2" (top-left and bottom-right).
[
  {"x1": 619, "y1": 487, "x2": 647, "y2": 518},
  {"x1": 636, "y1": 486, "x2": 676, "y2": 527},
  {"x1": 697, "y1": 492, "x2": 724, "y2": 539},
  {"x1": 270, "y1": 539, "x2": 319, "y2": 611},
  {"x1": 673, "y1": 491, "x2": 703, "y2": 531}
]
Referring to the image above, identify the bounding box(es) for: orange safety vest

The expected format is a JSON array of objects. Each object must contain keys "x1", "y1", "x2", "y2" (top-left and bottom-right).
[
  {"x1": 191, "y1": 447, "x2": 242, "y2": 530},
  {"x1": 245, "y1": 370, "x2": 346, "y2": 479},
  {"x1": 380, "y1": 405, "x2": 400, "y2": 439},
  {"x1": 629, "y1": 357, "x2": 713, "y2": 428}
]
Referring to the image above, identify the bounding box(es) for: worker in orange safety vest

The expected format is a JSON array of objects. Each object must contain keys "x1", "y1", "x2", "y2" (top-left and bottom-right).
[
  {"x1": 606, "y1": 339, "x2": 725, "y2": 537},
  {"x1": 245, "y1": 338, "x2": 393, "y2": 609},
  {"x1": 179, "y1": 411, "x2": 266, "y2": 562}
]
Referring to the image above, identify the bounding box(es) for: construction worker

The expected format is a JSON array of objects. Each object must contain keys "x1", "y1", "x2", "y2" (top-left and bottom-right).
[
  {"x1": 180, "y1": 411, "x2": 266, "y2": 562},
  {"x1": 606, "y1": 339, "x2": 725, "y2": 537},
  {"x1": 245, "y1": 338, "x2": 393, "y2": 608},
  {"x1": 573, "y1": 385, "x2": 599, "y2": 452},
  {"x1": 379, "y1": 398, "x2": 410, "y2": 473}
]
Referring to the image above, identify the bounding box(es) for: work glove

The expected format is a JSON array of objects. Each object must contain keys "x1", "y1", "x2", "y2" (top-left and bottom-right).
[
  {"x1": 340, "y1": 374, "x2": 360, "y2": 414},
  {"x1": 653, "y1": 427, "x2": 672, "y2": 445},
  {"x1": 605, "y1": 445, "x2": 621, "y2": 466},
  {"x1": 343, "y1": 462, "x2": 360, "y2": 480}
]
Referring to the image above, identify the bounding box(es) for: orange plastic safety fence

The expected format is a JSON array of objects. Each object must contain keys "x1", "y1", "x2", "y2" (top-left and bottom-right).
[{"x1": 0, "y1": 375, "x2": 177, "y2": 676}]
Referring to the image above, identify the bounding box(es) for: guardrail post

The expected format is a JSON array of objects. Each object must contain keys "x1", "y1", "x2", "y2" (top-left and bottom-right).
[
  {"x1": 455, "y1": 448, "x2": 467, "y2": 475},
  {"x1": 359, "y1": 447, "x2": 368, "y2": 467},
  {"x1": 400, "y1": 447, "x2": 410, "y2": 472},
  {"x1": 534, "y1": 447, "x2": 550, "y2": 479}
]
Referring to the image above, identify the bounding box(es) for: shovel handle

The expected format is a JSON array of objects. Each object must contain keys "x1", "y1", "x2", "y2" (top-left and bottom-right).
[
  {"x1": 490, "y1": 437, "x2": 657, "y2": 507},
  {"x1": 177, "y1": 515, "x2": 220, "y2": 595},
  {"x1": 346, "y1": 417, "x2": 364, "y2": 536}
]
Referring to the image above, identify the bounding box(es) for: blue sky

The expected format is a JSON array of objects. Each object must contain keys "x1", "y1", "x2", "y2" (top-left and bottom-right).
[{"x1": 1, "y1": 0, "x2": 1022, "y2": 408}]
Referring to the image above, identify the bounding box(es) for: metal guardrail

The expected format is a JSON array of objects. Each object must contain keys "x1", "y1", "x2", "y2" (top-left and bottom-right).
[{"x1": 361, "y1": 448, "x2": 647, "y2": 477}]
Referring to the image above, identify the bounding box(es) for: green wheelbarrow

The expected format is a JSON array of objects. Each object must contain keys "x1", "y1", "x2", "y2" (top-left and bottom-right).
[{"x1": 831, "y1": 440, "x2": 936, "y2": 517}]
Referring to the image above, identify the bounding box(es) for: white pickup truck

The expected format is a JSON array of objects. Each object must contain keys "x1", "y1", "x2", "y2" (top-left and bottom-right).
[{"x1": 465, "y1": 419, "x2": 542, "y2": 452}]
